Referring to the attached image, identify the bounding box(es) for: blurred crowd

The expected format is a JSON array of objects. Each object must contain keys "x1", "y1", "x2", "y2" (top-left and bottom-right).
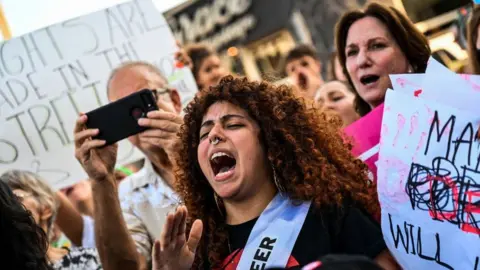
[{"x1": 2, "y1": 2, "x2": 480, "y2": 270}]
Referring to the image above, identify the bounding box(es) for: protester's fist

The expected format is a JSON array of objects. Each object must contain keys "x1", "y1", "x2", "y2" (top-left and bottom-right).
[
  {"x1": 152, "y1": 206, "x2": 203, "y2": 270},
  {"x1": 174, "y1": 40, "x2": 193, "y2": 70},
  {"x1": 74, "y1": 114, "x2": 118, "y2": 180},
  {"x1": 137, "y1": 99, "x2": 183, "y2": 165}
]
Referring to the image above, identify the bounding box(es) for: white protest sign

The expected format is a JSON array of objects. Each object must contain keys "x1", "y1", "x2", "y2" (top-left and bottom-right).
[
  {"x1": 390, "y1": 73, "x2": 424, "y2": 97},
  {"x1": 378, "y1": 89, "x2": 480, "y2": 270},
  {"x1": 422, "y1": 59, "x2": 479, "y2": 110},
  {"x1": 459, "y1": 73, "x2": 480, "y2": 92},
  {"x1": 391, "y1": 58, "x2": 480, "y2": 111},
  {"x1": 0, "y1": 0, "x2": 198, "y2": 189}
]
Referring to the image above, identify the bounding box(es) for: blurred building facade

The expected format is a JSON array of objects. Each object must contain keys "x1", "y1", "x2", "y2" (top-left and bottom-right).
[{"x1": 164, "y1": 0, "x2": 471, "y2": 81}]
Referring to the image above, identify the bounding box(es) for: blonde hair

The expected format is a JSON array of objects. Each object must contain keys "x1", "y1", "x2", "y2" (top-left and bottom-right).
[{"x1": 0, "y1": 170, "x2": 58, "y2": 237}]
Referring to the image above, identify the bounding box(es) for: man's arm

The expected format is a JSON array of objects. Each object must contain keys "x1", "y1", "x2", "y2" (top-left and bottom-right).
[
  {"x1": 91, "y1": 174, "x2": 145, "y2": 270},
  {"x1": 55, "y1": 191, "x2": 84, "y2": 246}
]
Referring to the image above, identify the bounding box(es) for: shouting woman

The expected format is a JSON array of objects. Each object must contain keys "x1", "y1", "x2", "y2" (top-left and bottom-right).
[
  {"x1": 153, "y1": 76, "x2": 398, "y2": 269},
  {"x1": 73, "y1": 76, "x2": 398, "y2": 269}
]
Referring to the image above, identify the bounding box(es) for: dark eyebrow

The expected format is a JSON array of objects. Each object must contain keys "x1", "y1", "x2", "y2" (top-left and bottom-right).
[
  {"x1": 347, "y1": 37, "x2": 387, "y2": 50},
  {"x1": 346, "y1": 43, "x2": 358, "y2": 50},
  {"x1": 369, "y1": 37, "x2": 388, "y2": 43},
  {"x1": 200, "y1": 114, "x2": 246, "y2": 129},
  {"x1": 328, "y1": 91, "x2": 344, "y2": 98}
]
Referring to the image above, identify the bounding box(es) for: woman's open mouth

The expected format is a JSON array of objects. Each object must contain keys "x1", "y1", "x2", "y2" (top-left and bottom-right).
[
  {"x1": 210, "y1": 152, "x2": 237, "y2": 181},
  {"x1": 298, "y1": 72, "x2": 309, "y2": 90},
  {"x1": 360, "y1": 74, "x2": 380, "y2": 86}
]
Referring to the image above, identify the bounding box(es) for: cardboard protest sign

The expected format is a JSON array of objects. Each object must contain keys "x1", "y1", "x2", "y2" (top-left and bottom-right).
[
  {"x1": 0, "y1": 0, "x2": 198, "y2": 189},
  {"x1": 378, "y1": 89, "x2": 480, "y2": 270},
  {"x1": 343, "y1": 104, "x2": 384, "y2": 182}
]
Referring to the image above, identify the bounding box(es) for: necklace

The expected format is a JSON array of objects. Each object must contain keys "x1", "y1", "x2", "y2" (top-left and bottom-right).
[
  {"x1": 228, "y1": 237, "x2": 231, "y2": 253},
  {"x1": 220, "y1": 237, "x2": 242, "y2": 269}
]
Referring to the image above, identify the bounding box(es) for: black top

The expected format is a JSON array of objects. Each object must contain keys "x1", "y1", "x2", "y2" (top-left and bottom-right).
[{"x1": 218, "y1": 203, "x2": 386, "y2": 269}]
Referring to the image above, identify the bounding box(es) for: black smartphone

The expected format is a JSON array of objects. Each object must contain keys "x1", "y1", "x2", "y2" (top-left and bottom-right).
[{"x1": 86, "y1": 89, "x2": 158, "y2": 145}]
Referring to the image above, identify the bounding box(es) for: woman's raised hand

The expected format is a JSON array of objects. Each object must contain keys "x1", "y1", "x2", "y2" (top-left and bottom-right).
[
  {"x1": 152, "y1": 206, "x2": 203, "y2": 270},
  {"x1": 174, "y1": 40, "x2": 193, "y2": 70}
]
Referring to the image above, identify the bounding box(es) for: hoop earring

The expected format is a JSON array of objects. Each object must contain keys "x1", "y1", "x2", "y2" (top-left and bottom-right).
[
  {"x1": 272, "y1": 164, "x2": 286, "y2": 193},
  {"x1": 214, "y1": 193, "x2": 224, "y2": 216}
]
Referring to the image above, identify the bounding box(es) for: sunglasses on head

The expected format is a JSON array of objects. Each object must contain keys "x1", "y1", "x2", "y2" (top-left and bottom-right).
[
  {"x1": 150, "y1": 88, "x2": 173, "y2": 100},
  {"x1": 13, "y1": 190, "x2": 34, "y2": 202}
]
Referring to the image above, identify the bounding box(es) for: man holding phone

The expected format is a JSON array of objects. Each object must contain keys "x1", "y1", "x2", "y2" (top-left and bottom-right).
[{"x1": 74, "y1": 61, "x2": 184, "y2": 270}]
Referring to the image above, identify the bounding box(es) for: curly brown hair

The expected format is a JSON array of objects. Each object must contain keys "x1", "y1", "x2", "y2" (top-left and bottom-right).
[{"x1": 175, "y1": 75, "x2": 380, "y2": 269}]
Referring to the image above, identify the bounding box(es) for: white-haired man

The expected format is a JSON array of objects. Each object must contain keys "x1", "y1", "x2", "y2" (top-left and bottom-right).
[{"x1": 74, "y1": 61, "x2": 184, "y2": 270}]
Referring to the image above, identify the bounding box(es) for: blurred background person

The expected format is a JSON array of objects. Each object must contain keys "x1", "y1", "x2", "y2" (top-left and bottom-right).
[
  {"x1": 74, "y1": 61, "x2": 185, "y2": 270},
  {"x1": 1, "y1": 170, "x2": 101, "y2": 269},
  {"x1": 314, "y1": 80, "x2": 359, "y2": 127},
  {"x1": 0, "y1": 180, "x2": 52, "y2": 270},
  {"x1": 62, "y1": 160, "x2": 144, "y2": 218},
  {"x1": 335, "y1": 2, "x2": 431, "y2": 117},
  {"x1": 327, "y1": 51, "x2": 348, "y2": 81},
  {"x1": 62, "y1": 179, "x2": 94, "y2": 217},
  {"x1": 175, "y1": 42, "x2": 228, "y2": 91},
  {"x1": 50, "y1": 224, "x2": 72, "y2": 249},
  {"x1": 285, "y1": 44, "x2": 325, "y2": 101},
  {"x1": 467, "y1": 5, "x2": 480, "y2": 74},
  {"x1": 114, "y1": 160, "x2": 143, "y2": 181}
]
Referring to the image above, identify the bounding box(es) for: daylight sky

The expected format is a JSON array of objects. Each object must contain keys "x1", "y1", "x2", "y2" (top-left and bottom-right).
[{"x1": 1, "y1": 0, "x2": 187, "y2": 39}]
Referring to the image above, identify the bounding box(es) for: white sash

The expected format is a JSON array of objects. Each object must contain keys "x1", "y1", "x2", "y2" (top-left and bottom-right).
[{"x1": 237, "y1": 193, "x2": 312, "y2": 270}]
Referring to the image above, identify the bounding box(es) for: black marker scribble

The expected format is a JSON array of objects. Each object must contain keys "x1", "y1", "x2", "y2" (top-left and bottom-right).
[
  {"x1": 388, "y1": 214, "x2": 454, "y2": 269},
  {"x1": 406, "y1": 111, "x2": 480, "y2": 236}
]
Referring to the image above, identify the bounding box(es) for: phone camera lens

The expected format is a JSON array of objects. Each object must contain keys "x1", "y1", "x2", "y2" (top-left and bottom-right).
[{"x1": 132, "y1": 107, "x2": 144, "y2": 120}]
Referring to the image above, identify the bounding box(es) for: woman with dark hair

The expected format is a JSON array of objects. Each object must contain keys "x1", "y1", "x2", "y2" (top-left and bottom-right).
[
  {"x1": 335, "y1": 2, "x2": 431, "y2": 116},
  {"x1": 0, "y1": 180, "x2": 52, "y2": 270},
  {"x1": 314, "y1": 80, "x2": 359, "y2": 127},
  {"x1": 1, "y1": 170, "x2": 102, "y2": 270},
  {"x1": 175, "y1": 43, "x2": 228, "y2": 91},
  {"x1": 145, "y1": 76, "x2": 396, "y2": 269},
  {"x1": 467, "y1": 5, "x2": 480, "y2": 74},
  {"x1": 327, "y1": 52, "x2": 347, "y2": 81}
]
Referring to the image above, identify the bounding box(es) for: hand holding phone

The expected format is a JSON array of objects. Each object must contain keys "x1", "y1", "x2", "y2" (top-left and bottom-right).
[
  {"x1": 74, "y1": 114, "x2": 118, "y2": 180},
  {"x1": 137, "y1": 97, "x2": 184, "y2": 165},
  {"x1": 85, "y1": 89, "x2": 159, "y2": 145}
]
